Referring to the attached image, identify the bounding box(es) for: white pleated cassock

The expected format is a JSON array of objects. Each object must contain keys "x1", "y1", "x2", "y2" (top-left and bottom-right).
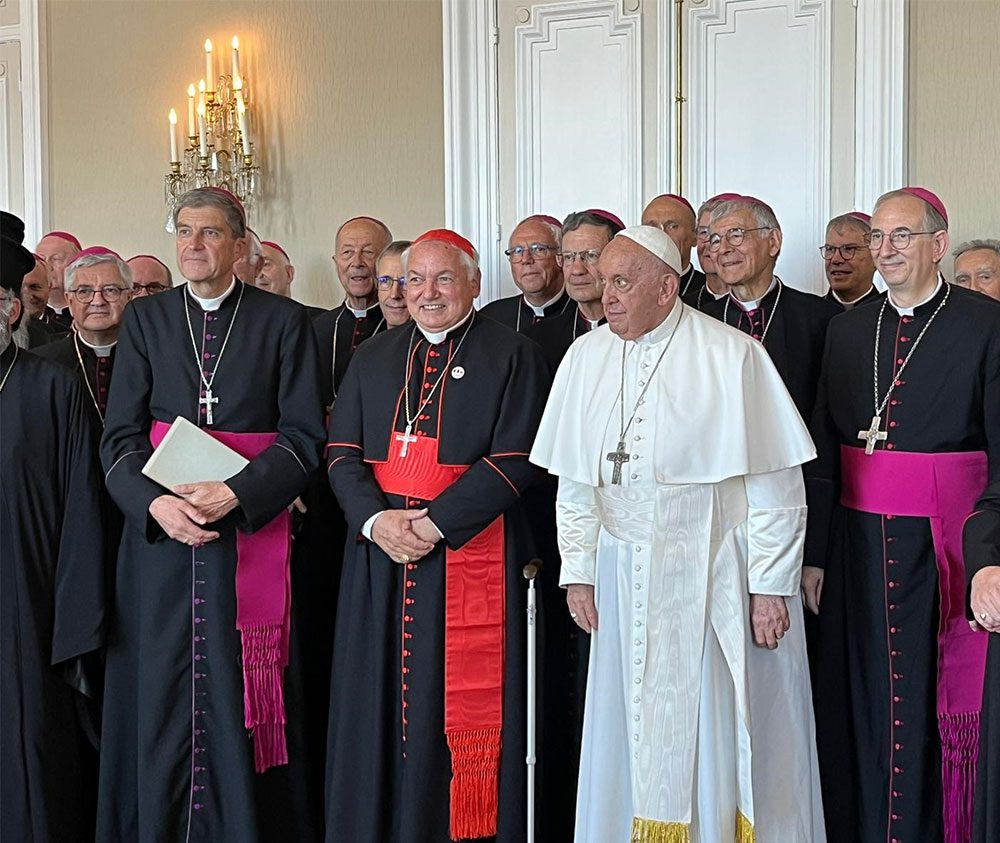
[{"x1": 530, "y1": 303, "x2": 826, "y2": 843}]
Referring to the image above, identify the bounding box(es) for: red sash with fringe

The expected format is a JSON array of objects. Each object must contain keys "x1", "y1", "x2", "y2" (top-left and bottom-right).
[
  {"x1": 373, "y1": 433, "x2": 505, "y2": 840},
  {"x1": 840, "y1": 445, "x2": 988, "y2": 843},
  {"x1": 151, "y1": 420, "x2": 291, "y2": 774}
]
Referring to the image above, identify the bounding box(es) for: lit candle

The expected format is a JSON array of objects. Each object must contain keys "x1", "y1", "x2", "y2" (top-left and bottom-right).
[
  {"x1": 237, "y1": 99, "x2": 251, "y2": 157},
  {"x1": 197, "y1": 103, "x2": 207, "y2": 157},
  {"x1": 231, "y1": 36, "x2": 241, "y2": 80},
  {"x1": 168, "y1": 109, "x2": 179, "y2": 163},
  {"x1": 204, "y1": 39, "x2": 214, "y2": 93},
  {"x1": 186, "y1": 84, "x2": 196, "y2": 137}
]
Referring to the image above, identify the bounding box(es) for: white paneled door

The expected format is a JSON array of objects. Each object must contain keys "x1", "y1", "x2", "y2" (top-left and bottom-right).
[{"x1": 443, "y1": 0, "x2": 906, "y2": 301}]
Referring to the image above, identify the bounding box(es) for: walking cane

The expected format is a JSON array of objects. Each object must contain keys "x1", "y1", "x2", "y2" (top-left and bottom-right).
[{"x1": 523, "y1": 559, "x2": 542, "y2": 843}]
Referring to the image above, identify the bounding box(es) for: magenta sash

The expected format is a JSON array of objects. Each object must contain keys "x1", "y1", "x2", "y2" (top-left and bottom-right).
[
  {"x1": 151, "y1": 420, "x2": 291, "y2": 773},
  {"x1": 840, "y1": 445, "x2": 988, "y2": 842}
]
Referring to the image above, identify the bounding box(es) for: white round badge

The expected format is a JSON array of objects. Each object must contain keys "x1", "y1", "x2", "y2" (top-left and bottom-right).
[{"x1": 451, "y1": 366, "x2": 466, "y2": 380}]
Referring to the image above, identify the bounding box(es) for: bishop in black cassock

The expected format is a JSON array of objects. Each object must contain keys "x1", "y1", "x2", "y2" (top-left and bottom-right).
[
  {"x1": 34, "y1": 245, "x2": 133, "y2": 429},
  {"x1": 806, "y1": 188, "x2": 1000, "y2": 843},
  {"x1": 97, "y1": 189, "x2": 325, "y2": 842},
  {"x1": 34, "y1": 230, "x2": 82, "y2": 333},
  {"x1": 326, "y1": 229, "x2": 550, "y2": 843},
  {"x1": 821, "y1": 211, "x2": 884, "y2": 311},
  {"x1": 480, "y1": 214, "x2": 571, "y2": 333},
  {"x1": 641, "y1": 193, "x2": 705, "y2": 300},
  {"x1": 1, "y1": 221, "x2": 109, "y2": 842},
  {"x1": 965, "y1": 479, "x2": 1000, "y2": 843}
]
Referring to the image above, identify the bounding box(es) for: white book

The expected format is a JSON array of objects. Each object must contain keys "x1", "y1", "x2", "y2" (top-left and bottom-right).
[{"x1": 142, "y1": 416, "x2": 249, "y2": 490}]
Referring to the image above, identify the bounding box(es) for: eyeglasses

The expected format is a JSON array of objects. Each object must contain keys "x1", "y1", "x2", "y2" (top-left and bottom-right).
[
  {"x1": 864, "y1": 228, "x2": 939, "y2": 251},
  {"x1": 132, "y1": 283, "x2": 169, "y2": 295},
  {"x1": 376, "y1": 275, "x2": 406, "y2": 290},
  {"x1": 504, "y1": 243, "x2": 559, "y2": 263},
  {"x1": 558, "y1": 249, "x2": 602, "y2": 265},
  {"x1": 819, "y1": 244, "x2": 862, "y2": 261},
  {"x1": 68, "y1": 286, "x2": 128, "y2": 303},
  {"x1": 706, "y1": 227, "x2": 771, "y2": 251}
]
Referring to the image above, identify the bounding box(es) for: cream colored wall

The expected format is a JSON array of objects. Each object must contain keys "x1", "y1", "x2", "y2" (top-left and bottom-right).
[
  {"x1": 44, "y1": 0, "x2": 444, "y2": 308},
  {"x1": 908, "y1": 0, "x2": 1000, "y2": 277}
]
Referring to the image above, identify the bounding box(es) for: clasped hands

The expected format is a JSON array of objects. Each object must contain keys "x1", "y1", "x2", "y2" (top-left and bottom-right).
[
  {"x1": 149, "y1": 481, "x2": 240, "y2": 547},
  {"x1": 372, "y1": 508, "x2": 441, "y2": 564}
]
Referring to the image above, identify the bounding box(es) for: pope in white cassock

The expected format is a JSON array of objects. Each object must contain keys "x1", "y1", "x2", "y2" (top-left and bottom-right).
[{"x1": 530, "y1": 226, "x2": 826, "y2": 843}]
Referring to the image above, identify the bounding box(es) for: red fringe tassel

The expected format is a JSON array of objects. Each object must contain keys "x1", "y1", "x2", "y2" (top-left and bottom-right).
[
  {"x1": 447, "y1": 727, "x2": 502, "y2": 841},
  {"x1": 241, "y1": 624, "x2": 288, "y2": 773}
]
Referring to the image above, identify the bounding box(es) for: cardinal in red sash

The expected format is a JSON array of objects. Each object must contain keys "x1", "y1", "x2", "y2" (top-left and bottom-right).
[{"x1": 325, "y1": 229, "x2": 551, "y2": 842}]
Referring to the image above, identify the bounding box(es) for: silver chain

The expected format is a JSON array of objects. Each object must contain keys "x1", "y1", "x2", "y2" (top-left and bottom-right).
[
  {"x1": 73, "y1": 333, "x2": 106, "y2": 425},
  {"x1": 871, "y1": 283, "x2": 950, "y2": 419},
  {"x1": 402, "y1": 314, "x2": 475, "y2": 427},
  {"x1": 617, "y1": 303, "x2": 685, "y2": 441},
  {"x1": 184, "y1": 282, "x2": 245, "y2": 394}
]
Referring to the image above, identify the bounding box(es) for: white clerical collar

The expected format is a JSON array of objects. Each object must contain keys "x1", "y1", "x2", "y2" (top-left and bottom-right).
[
  {"x1": 887, "y1": 277, "x2": 943, "y2": 316},
  {"x1": 524, "y1": 288, "x2": 565, "y2": 317},
  {"x1": 78, "y1": 333, "x2": 117, "y2": 357},
  {"x1": 709, "y1": 285, "x2": 729, "y2": 301},
  {"x1": 49, "y1": 304, "x2": 69, "y2": 315},
  {"x1": 636, "y1": 299, "x2": 684, "y2": 347},
  {"x1": 730, "y1": 276, "x2": 777, "y2": 312},
  {"x1": 347, "y1": 300, "x2": 380, "y2": 319},
  {"x1": 188, "y1": 278, "x2": 236, "y2": 312},
  {"x1": 587, "y1": 317, "x2": 601, "y2": 330},
  {"x1": 829, "y1": 284, "x2": 875, "y2": 307},
  {"x1": 417, "y1": 307, "x2": 475, "y2": 345}
]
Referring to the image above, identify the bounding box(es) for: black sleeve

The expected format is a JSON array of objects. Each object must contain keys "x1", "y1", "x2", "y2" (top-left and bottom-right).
[
  {"x1": 427, "y1": 342, "x2": 551, "y2": 549},
  {"x1": 100, "y1": 306, "x2": 170, "y2": 542},
  {"x1": 225, "y1": 305, "x2": 326, "y2": 533},
  {"x1": 326, "y1": 352, "x2": 392, "y2": 536},
  {"x1": 803, "y1": 325, "x2": 840, "y2": 569}
]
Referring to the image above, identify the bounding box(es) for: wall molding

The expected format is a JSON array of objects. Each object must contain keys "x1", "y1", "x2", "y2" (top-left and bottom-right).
[
  {"x1": 854, "y1": 0, "x2": 908, "y2": 211},
  {"x1": 514, "y1": 0, "x2": 642, "y2": 222},
  {"x1": 441, "y1": 0, "x2": 502, "y2": 303},
  {"x1": 0, "y1": 0, "x2": 45, "y2": 244}
]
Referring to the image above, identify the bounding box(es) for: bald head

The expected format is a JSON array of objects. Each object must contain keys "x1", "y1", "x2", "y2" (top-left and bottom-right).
[
  {"x1": 35, "y1": 233, "x2": 81, "y2": 308},
  {"x1": 641, "y1": 195, "x2": 697, "y2": 270},
  {"x1": 127, "y1": 256, "x2": 173, "y2": 297}
]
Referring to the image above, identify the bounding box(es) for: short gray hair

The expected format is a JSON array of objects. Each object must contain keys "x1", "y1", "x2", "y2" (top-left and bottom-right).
[
  {"x1": 953, "y1": 239, "x2": 1000, "y2": 260},
  {"x1": 65, "y1": 252, "x2": 134, "y2": 291},
  {"x1": 172, "y1": 188, "x2": 246, "y2": 238},
  {"x1": 874, "y1": 189, "x2": 948, "y2": 233},
  {"x1": 827, "y1": 213, "x2": 871, "y2": 235},
  {"x1": 709, "y1": 198, "x2": 781, "y2": 231},
  {"x1": 512, "y1": 216, "x2": 561, "y2": 248},
  {"x1": 378, "y1": 240, "x2": 413, "y2": 263}
]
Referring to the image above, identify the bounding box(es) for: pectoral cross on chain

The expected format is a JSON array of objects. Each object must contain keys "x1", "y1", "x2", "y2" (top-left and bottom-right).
[
  {"x1": 857, "y1": 415, "x2": 887, "y2": 455},
  {"x1": 606, "y1": 439, "x2": 631, "y2": 485},
  {"x1": 395, "y1": 424, "x2": 417, "y2": 458},
  {"x1": 200, "y1": 388, "x2": 219, "y2": 426}
]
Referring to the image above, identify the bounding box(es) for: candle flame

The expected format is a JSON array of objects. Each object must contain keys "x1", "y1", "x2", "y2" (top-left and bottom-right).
[
  {"x1": 187, "y1": 83, "x2": 196, "y2": 97},
  {"x1": 169, "y1": 108, "x2": 178, "y2": 124},
  {"x1": 198, "y1": 79, "x2": 206, "y2": 93},
  {"x1": 232, "y1": 36, "x2": 239, "y2": 50},
  {"x1": 204, "y1": 39, "x2": 213, "y2": 53}
]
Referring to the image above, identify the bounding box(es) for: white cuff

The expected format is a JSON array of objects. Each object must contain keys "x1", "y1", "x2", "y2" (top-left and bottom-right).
[{"x1": 361, "y1": 511, "x2": 384, "y2": 540}]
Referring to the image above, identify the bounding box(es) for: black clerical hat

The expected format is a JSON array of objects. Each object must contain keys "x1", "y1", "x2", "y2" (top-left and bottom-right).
[{"x1": 1, "y1": 211, "x2": 36, "y2": 294}]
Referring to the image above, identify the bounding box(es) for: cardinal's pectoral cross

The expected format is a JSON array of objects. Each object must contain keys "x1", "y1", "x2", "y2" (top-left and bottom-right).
[
  {"x1": 395, "y1": 424, "x2": 417, "y2": 458},
  {"x1": 606, "y1": 439, "x2": 631, "y2": 485},
  {"x1": 200, "y1": 388, "x2": 219, "y2": 426},
  {"x1": 857, "y1": 415, "x2": 888, "y2": 455}
]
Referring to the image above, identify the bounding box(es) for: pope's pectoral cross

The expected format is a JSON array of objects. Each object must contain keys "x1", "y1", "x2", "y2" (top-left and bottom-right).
[
  {"x1": 606, "y1": 439, "x2": 631, "y2": 485},
  {"x1": 857, "y1": 415, "x2": 888, "y2": 455},
  {"x1": 200, "y1": 388, "x2": 219, "y2": 426},
  {"x1": 395, "y1": 424, "x2": 417, "y2": 458}
]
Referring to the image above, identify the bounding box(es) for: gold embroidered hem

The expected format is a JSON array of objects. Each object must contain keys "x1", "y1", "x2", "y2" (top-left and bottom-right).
[
  {"x1": 630, "y1": 817, "x2": 690, "y2": 843},
  {"x1": 736, "y1": 810, "x2": 755, "y2": 843}
]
